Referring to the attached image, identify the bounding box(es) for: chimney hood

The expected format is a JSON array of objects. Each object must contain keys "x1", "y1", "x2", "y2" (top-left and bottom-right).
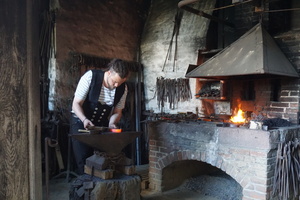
[{"x1": 186, "y1": 23, "x2": 299, "y2": 79}]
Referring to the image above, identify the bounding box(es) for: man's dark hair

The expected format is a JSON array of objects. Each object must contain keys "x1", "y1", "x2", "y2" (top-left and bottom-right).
[{"x1": 107, "y1": 58, "x2": 130, "y2": 79}]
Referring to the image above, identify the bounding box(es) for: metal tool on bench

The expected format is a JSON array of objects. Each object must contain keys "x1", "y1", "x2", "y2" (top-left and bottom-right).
[
  {"x1": 78, "y1": 126, "x2": 122, "y2": 134},
  {"x1": 72, "y1": 129, "x2": 141, "y2": 179}
]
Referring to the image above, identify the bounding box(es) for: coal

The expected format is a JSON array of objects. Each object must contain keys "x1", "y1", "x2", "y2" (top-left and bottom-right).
[{"x1": 262, "y1": 118, "x2": 293, "y2": 128}]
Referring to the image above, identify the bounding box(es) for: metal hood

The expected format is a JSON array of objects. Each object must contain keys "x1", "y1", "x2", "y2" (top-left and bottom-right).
[{"x1": 186, "y1": 23, "x2": 299, "y2": 79}]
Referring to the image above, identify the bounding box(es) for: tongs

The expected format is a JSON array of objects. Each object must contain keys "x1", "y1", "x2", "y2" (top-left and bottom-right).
[
  {"x1": 87, "y1": 126, "x2": 109, "y2": 131},
  {"x1": 78, "y1": 126, "x2": 109, "y2": 134}
]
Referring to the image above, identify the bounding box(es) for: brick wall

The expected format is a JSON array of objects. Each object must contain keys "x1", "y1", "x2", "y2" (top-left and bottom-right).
[
  {"x1": 147, "y1": 121, "x2": 300, "y2": 200},
  {"x1": 269, "y1": 79, "x2": 300, "y2": 122},
  {"x1": 272, "y1": 31, "x2": 300, "y2": 123},
  {"x1": 226, "y1": 77, "x2": 300, "y2": 124}
]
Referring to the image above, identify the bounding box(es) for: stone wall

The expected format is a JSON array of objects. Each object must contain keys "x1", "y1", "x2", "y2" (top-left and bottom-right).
[
  {"x1": 140, "y1": 0, "x2": 216, "y2": 114},
  {"x1": 147, "y1": 121, "x2": 300, "y2": 199}
]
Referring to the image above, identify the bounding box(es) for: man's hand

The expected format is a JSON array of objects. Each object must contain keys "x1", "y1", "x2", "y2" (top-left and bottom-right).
[
  {"x1": 83, "y1": 118, "x2": 94, "y2": 129},
  {"x1": 108, "y1": 107, "x2": 122, "y2": 129},
  {"x1": 108, "y1": 123, "x2": 118, "y2": 129},
  {"x1": 72, "y1": 97, "x2": 95, "y2": 129}
]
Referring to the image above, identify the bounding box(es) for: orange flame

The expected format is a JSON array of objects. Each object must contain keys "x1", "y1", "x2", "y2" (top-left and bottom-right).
[{"x1": 230, "y1": 108, "x2": 246, "y2": 123}]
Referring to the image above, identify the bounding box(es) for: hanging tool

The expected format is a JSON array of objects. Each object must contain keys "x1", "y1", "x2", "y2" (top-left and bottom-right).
[
  {"x1": 272, "y1": 139, "x2": 300, "y2": 199},
  {"x1": 156, "y1": 77, "x2": 192, "y2": 110},
  {"x1": 162, "y1": 9, "x2": 183, "y2": 72}
]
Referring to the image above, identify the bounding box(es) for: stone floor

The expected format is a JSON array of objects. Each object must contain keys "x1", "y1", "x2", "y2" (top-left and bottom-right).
[
  {"x1": 43, "y1": 177, "x2": 71, "y2": 200},
  {"x1": 44, "y1": 179, "x2": 223, "y2": 200},
  {"x1": 43, "y1": 164, "x2": 240, "y2": 200},
  {"x1": 44, "y1": 177, "x2": 218, "y2": 200},
  {"x1": 141, "y1": 190, "x2": 219, "y2": 200},
  {"x1": 43, "y1": 164, "x2": 150, "y2": 200}
]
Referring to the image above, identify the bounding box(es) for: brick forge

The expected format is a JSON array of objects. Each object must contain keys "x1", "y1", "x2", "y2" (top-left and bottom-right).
[{"x1": 147, "y1": 121, "x2": 300, "y2": 200}]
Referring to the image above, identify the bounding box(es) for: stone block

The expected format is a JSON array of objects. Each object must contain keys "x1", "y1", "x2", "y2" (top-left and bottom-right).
[{"x1": 218, "y1": 127, "x2": 271, "y2": 150}]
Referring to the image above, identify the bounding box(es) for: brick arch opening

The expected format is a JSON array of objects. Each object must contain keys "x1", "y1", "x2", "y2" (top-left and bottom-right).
[
  {"x1": 158, "y1": 150, "x2": 244, "y2": 192},
  {"x1": 160, "y1": 159, "x2": 243, "y2": 199},
  {"x1": 148, "y1": 121, "x2": 291, "y2": 199},
  {"x1": 161, "y1": 160, "x2": 224, "y2": 190}
]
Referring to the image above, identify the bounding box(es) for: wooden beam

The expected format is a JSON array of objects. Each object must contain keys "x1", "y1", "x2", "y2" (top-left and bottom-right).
[
  {"x1": 27, "y1": 0, "x2": 43, "y2": 198},
  {"x1": 180, "y1": 5, "x2": 235, "y2": 28}
]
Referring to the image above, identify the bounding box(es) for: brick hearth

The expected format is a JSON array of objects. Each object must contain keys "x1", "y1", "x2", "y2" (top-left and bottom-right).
[{"x1": 147, "y1": 121, "x2": 300, "y2": 200}]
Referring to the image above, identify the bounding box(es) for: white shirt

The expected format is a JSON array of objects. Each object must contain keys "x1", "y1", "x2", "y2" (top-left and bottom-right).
[{"x1": 74, "y1": 70, "x2": 127, "y2": 109}]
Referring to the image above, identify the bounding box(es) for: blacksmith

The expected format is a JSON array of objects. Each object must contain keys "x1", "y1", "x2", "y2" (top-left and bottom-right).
[{"x1": 70, "y1": 58, "x2": 129, "y2": 174}]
